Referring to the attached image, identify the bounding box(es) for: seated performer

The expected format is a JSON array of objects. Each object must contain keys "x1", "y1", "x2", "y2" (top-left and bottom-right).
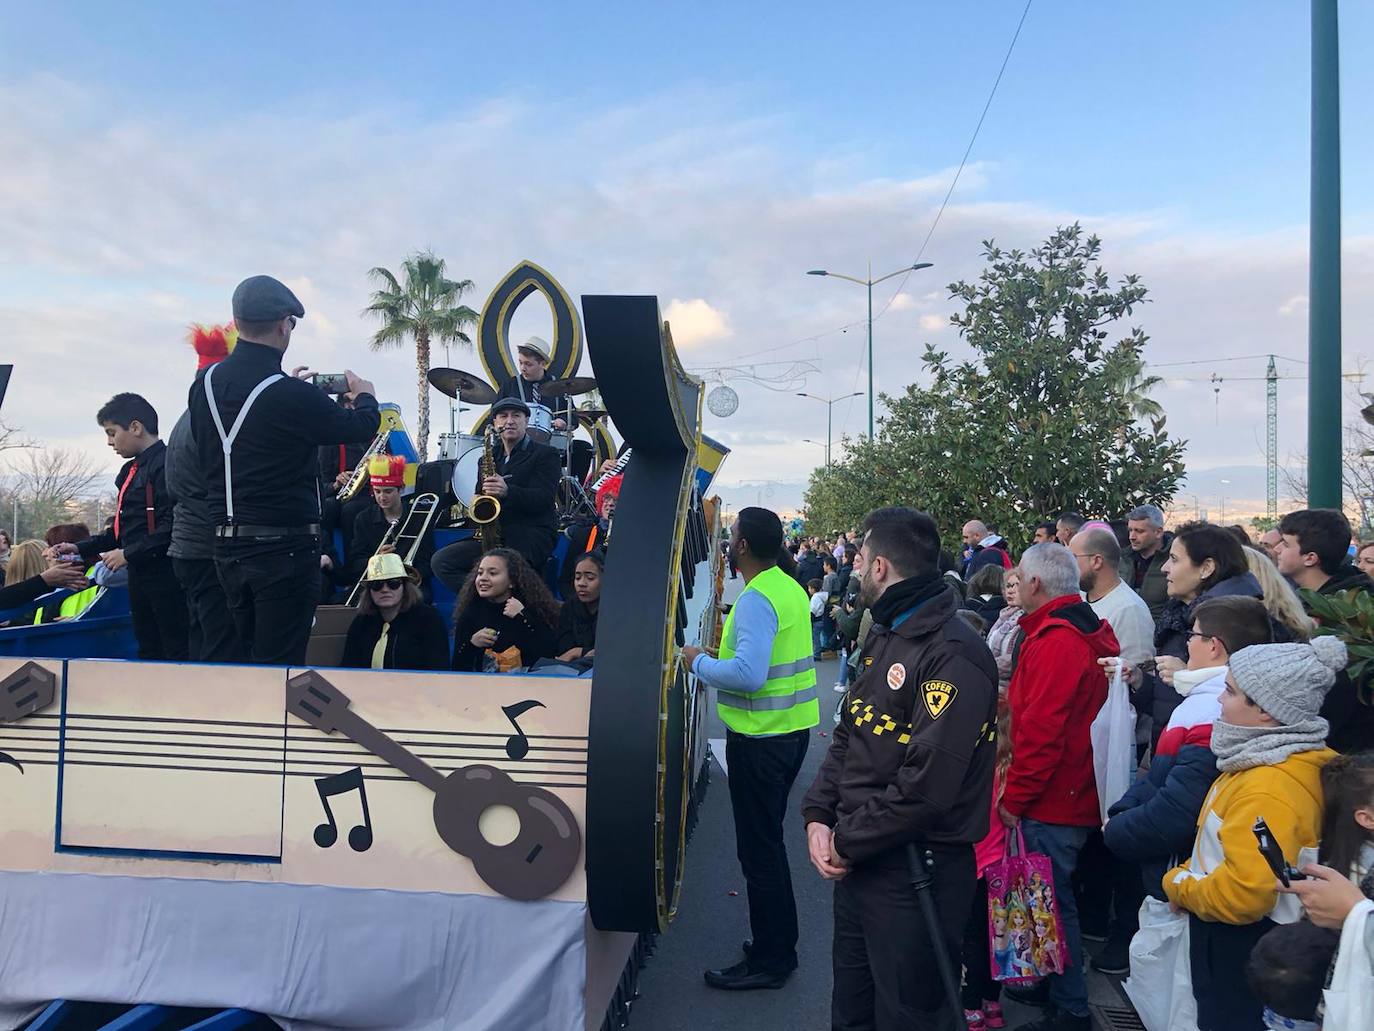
[
  {"x1": 319, "y1": 394, "x2": 372, "y2": 564},
  {"x1": 432, "y1": 397, "x2": 560, "y2": 593},
  {"x1": 452, "y1": 548, "x2": 559, "y2": 672},
  {"x1": 553, "y1": 549, "x2": 602, "y2": 663},
  {"x1": 558, "y1": 473, "x2": 619, "y2": 598},
  {"x1": 346, "y1": 455, "x2": 434, "y2": 596},
  {"x1": 495, "y1": 336, "x2": 576, "y2": 431},
  {"x1": 341, "y1": 553, "x2": 449, "y2": 671}
]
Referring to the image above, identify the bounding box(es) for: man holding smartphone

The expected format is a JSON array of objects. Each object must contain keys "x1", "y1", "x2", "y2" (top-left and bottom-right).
[{"x1": 188, "y1": 275, "x2": 381, "y2": 665}]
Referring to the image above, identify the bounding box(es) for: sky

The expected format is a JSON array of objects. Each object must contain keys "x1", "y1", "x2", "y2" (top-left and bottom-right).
[{"x1": 2, "y1": 1, "x2": 1372, "y2": 516}]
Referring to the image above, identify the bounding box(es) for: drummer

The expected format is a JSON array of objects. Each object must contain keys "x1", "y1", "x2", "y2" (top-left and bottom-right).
[{"x1": 495, "y1": 336, "x2": 577, "y2": 432}]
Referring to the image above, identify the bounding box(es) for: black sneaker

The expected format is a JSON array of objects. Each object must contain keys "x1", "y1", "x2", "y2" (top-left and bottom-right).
[
  {"x1": 1090, "y1": 936, "x2": 1130, "y2": 975},
  {"x1": 1003, "y1": 981, "x2": 1049, "y2": 1008},
  {"x1": 1012, "y1": 1008, "x2": 1092, "y2": 1031}
]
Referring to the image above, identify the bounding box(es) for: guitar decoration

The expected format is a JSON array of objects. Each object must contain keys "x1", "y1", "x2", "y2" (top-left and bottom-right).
[
  {"x1": 0, "y1": 662, "x2": 57, "y2": 723},
  {"x1": 286, "y1": 671, "x2": 582, "y2": 902}
]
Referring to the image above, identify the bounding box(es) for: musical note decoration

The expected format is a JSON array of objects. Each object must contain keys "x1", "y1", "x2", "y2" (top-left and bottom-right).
[
  {"x1": 500, "y1": 700, "x2": 544, "y2": 761},
  {"x1": 286, "y1": 671, "x2": 582, "y2": 901},
  {"x1": 312, "y1": 766, "x2": 374, "y2": 852}
]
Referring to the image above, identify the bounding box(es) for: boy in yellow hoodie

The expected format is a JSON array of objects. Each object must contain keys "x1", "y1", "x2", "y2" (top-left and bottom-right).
[{"x1": 1164, "y1": 635, "x2": 1345, "y2": 1031}]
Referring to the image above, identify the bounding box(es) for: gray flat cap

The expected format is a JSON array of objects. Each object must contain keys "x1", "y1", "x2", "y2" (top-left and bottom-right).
[
  {"x1": 491, "y1": 397, "x2": 530, "y2": 416},
  {"x1": 231, "y1": 275, "x2": 305, "y2": 323}
]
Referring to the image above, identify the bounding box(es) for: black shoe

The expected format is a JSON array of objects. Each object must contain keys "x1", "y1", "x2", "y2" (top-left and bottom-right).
[
  {"x1": 1078, "y1": 920, "x2": 1108, "y2": 943},
  {"x1": 703, "y1": 959, "x2": 792, "y2": 991},
  {"x1": 1012, "y1": 1008, "x2": 1092, "y2": 1031},
  {"x1": 1003, "y1": 980, "x2": 1050, "y2": 1008},
  {"x1": 1090, "y1": 936, "x2": 1130, "y2": 975}
]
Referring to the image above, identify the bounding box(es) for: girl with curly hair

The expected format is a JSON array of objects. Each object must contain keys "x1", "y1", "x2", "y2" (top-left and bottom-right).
[{"x1": 451, "y1": 548, "x2": 560, "y2": 672}]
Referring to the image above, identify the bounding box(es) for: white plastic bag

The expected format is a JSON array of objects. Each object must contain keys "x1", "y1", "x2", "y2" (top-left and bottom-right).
[
  {"x1": 1123, "y1": 897, "x2": 1198, "y2": 1031},
  {"x1": 1323, "y1": 897, "x2": 1374, "y2": 1031},
  {"x1": 1091, "y1": 660, "x2": 1136, "y2": 822}
]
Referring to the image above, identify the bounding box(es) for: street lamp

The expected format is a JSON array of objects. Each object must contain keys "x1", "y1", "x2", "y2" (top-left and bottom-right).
[
  {"x1": 807, "y1": 261, "x2": 935, "y2": 439},
  {"x1": 1219, "y1": 479, "x2": 1231, "y2": 525},
  {"x1": 796, "y1": 391, "x2": 863, "y2": 466}
]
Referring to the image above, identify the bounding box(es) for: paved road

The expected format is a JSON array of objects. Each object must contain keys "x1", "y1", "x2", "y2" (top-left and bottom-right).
[{"x1": 632, "y1": 653, "x2": 1136, "y2": 1031}]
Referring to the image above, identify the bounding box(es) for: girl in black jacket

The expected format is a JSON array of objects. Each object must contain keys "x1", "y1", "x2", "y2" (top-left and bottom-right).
[
  {"x1": 553, "y1": 550, "x2": 602, "y2": 662},
  {"x1": 341, "y1": 554, "x2": 449, "y2": 671},
  {"x1": 452, "y1": 548, "x2": 560, "y2": 672}
]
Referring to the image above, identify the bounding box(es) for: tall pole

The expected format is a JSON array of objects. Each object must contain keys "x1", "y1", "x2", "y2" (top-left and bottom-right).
[
  {"x1": 866, "y1": 260, "x2": 874, "y2": 439},
  {"x1": 1266, "y1": 355, "x2": 1279, "y2": 520},
  {"x1": 1308, "y1": 0, "x2": 1342, "y2": 508},
  {"x1": 826, "y1": 403, "x2": 833, "y2": 466}
]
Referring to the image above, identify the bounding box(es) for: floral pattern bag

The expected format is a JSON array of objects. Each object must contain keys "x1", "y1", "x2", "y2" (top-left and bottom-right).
[{"x1": 986, "y1": 828, "x2": 1070, "y2": 983}]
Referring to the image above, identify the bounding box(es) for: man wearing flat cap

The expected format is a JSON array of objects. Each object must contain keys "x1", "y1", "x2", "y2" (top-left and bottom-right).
[
  {"x1": 432, "y1": 395, "x2": 561, "y2": 594},
  {"x1": 187, "y1": 274, "x2": 382, "y2": 665}
]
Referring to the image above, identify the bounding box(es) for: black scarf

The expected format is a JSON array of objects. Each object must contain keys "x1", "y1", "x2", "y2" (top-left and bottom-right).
[{"x1": 869, "y1": 573, "x2": 947, "y2": 628}]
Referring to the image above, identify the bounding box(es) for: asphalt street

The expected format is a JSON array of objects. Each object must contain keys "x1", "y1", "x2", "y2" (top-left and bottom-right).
[{"x1": 632, "y1": 650, "x2": 1136, "y2": 1031}]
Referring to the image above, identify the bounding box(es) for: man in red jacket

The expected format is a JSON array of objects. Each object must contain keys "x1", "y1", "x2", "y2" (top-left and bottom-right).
[{"x1": 998, "y1": 542, "x2": 1119, "y2": 1031}]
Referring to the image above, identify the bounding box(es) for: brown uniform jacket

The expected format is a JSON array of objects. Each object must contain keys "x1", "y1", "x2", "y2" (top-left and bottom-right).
[{"x1": 801, "y1": 585, "x2": 998, "y2": 865}]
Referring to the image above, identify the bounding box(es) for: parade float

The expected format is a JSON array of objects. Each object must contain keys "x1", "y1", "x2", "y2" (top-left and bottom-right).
[{"x1": 0, "y1": 264, "x2": 729, "y2": 1031}]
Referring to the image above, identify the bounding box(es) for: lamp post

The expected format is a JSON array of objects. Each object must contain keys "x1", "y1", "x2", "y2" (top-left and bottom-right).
[
  {"x1": 796, "y1": 391, "x2": 862, "y2": 466},
  {"x1": 1219, "y1": 479, "x2": 1231, "y2": 525},
  {"x1": 807, "y1": 261, "x2": 934, "y2": 439}
]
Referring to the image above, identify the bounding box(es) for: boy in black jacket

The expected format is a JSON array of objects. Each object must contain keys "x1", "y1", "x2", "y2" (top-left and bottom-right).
[{"x1": 51, "y1": 393, "x2": 188, "y2": 660}]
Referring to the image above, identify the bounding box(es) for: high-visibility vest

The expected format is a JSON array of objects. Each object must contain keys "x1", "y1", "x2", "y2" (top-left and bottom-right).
[
  {"x1": 714, "y1": 564, "x2": 820, "y2": 736},
  {"x1": 33, "y1": 567, "x2": 99, "y2": 624}
]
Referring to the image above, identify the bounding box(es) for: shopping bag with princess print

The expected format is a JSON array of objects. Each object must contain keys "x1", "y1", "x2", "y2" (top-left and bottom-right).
[{"x1": 986, "y1": 827, "x2": 1070, "y2": 982}]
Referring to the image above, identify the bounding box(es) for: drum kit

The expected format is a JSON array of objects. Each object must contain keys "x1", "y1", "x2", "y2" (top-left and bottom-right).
[{"x1": 426, "y1": 367, "x2": 605, "y2": 522}]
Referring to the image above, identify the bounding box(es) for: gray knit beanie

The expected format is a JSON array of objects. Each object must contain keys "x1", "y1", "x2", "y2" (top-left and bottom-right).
[{"x1": 1228, "y1": 636, "x2": 1348, "y2": 725}]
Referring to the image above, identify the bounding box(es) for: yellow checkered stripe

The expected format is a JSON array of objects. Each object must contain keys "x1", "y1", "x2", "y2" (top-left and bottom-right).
[{"x1": 846, "y1": 697, "x2": 995, "y2": 747}]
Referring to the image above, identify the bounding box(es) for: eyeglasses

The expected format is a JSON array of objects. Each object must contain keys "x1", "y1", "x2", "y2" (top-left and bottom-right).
[
  {"x1": 1185, "y1": 629, "x2": 1228, "y2": 651},
  {"x1": 286, "y1": 315, "x2": 298, "y2": 329},
  {"x1": 369, "y1": 578, "x2": 405, "y2": 591}
]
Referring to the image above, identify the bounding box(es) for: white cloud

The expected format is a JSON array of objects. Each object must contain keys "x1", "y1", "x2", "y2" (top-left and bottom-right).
[
  {"x1": 663, "y1": 298, "x2": 732, "y2": 348},
  {"x1": 1278, "y1": 294, "x2": 1308, "y2": 317},
  {"x1": 0, "y1": 72, "x2": 1370, "y2": 508}
]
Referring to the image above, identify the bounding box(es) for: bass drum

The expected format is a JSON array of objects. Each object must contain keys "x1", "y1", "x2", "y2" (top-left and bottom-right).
[
  {"x1": 527, "y1": 403, "x2": 554, "y2": 443},
  {"x1": 452, "y1": 446, "x2": 486, "y2": 508}
]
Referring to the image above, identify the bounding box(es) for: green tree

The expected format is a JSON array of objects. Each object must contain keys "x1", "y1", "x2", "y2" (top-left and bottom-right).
[
  {"x1": 364, "y1": 251, "x2": 478, "y2": 461},
  {"x1": 803, "y1": 225, "x2": 1187, "y2": 548}
]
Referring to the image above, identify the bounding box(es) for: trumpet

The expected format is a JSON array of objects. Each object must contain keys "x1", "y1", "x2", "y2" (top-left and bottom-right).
[
  {"x1": 471, "y1": 424, "x2": 502, "y2": 551},
  {"x1": 344, "y1": 492, "x2": 441, "y2": 607}
]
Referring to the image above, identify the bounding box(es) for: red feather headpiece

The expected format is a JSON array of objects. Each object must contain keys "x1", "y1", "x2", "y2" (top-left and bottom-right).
[
  {"x1": 596, "y1": 473, "x2": 623, "y2": 515},
  {"x1": 187, "y1": 322, "x2": 238, "y2": 369}
]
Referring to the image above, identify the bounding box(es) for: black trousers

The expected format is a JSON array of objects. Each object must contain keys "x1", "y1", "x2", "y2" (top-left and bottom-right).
[
  {"x1": 214, "y1": 538, "x2": 321, "y2": 666},
  {"x1": 960, "y1": 876, "x2": 1001, "y2": 1010},
  {"x1": 832, "y1": 844, "x2": 975, "y2": 1031},
  {"x1": 1074, "y1": 827, "x2": 1144, "y2": 942},
  {"x1": 432, "y1": 525, "x2": 556, "y2": 594},
  {"x1": 1189, "y1": 914, "x2": 1274, "y2": 1031},
  {"x1": 725, "y1": 728, "x2": 809, "y2": 974},
  {"x1": 172, "y1": 556, "x2": 242, "y2": 663},
  {"x1": 127, "y1": 559, "x2": 189, "y2": 661}
]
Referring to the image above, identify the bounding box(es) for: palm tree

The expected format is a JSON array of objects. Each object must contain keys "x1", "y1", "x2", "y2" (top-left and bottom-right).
[{"x1": 363, "y1": 251, "x2": 478, "y2": 461}]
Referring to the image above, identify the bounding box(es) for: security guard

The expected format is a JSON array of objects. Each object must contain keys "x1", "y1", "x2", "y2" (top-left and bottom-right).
[
  {"x1": 187, "y1": 275, "x2": 380, "y2": 665},
  {"x1": 801, "y1": 507, "x2": 997, "y2": 1031},
  {"x1": 681, "y1": 506, "x2": 820, "y2": 991}
]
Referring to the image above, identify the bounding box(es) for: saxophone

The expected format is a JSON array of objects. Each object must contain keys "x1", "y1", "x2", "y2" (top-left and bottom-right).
[
  {"x1": 470, "y1": 424, "x2": 502, "y2": 551},
  {"x1": 338, "y1": 403, "x2": 406, "y2": 502}
]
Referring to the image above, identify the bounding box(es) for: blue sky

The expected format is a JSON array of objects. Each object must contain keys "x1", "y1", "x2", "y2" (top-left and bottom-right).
[{"x1": 3, "y1": 1, "x2": 1372, "y2": 511}]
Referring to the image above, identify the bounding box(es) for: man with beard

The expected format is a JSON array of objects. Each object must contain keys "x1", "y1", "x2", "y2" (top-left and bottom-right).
[
  {"x1": 681, "y1": 507, "x2": 819, "y2": 991},
  {"x1": 802, "y1": 507, "x2": 998, "y2": 1030}
]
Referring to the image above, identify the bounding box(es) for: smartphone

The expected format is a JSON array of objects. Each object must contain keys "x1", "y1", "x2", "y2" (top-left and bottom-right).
[
  {"x1": 311, "y1": 373, "x2": 349, "y2": 394},
  {"x1": 1253, "y1": 816, "x2": 1306, "y2": 887}
]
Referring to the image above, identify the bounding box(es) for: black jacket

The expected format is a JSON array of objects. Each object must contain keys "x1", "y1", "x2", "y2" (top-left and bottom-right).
[
  {"x1": 1313, "y1": 564, "x2": 1374, "y2": 753},
  {"x1": 341, "y1": 604, "x2": 450, "y2": 671},
  {"x1": 345, "y1": 496, "x2": 435, "y2": 586},
  {"x1": 78, "y1": 439, "x2": 173, "y2": 568},
  {"x1": 486, "y1": 435, "x2": 561, "y2": 537},
  {"x1": 801, "y1": 585, "x2": 999, "y2": 864},
  {"x1": 164, "y1": 410, "x2": 214, "y2": 561},
  {"x1": 187, "y1": 342, "x2": 380, "y2": 527},
  {"x1": 553, "y1": 597, "x2": 598, "y2": 658},
  {"x1": 795, "y1": 553, "x2": 824, "y2": 587},
  {"x1": 319, "y1": 439, "x2": 369, "y2": 496},
  {"x1": 452, "y1": 595, "x2": 558, "y2": 671}
]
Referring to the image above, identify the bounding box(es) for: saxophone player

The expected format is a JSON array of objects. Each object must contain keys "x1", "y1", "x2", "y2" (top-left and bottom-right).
[
  {"x1": 345, "y1": 455, "x2": 435, "y2": 598},
  {"x1": 432, "y1": 397, "x2": 560, "y2": 595}
]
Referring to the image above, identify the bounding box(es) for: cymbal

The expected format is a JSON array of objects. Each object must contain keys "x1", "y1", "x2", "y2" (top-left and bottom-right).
[
  {"x1": 537, "y1": 376, "x2": 598, "y2": 398},
  {"x1": 576, "y1": 408, "x2": 608, "y2": 422},
  {"x1": 427, "y1": 367, "x2": 497, "y2": 404}
]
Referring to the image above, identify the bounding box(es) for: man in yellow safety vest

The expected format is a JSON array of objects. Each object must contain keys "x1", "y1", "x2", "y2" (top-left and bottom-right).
[{"x1": 682, "y1": 506, "x2": 819, "y2": 990}]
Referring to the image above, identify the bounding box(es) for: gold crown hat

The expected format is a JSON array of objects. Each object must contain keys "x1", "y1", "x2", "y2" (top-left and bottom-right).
[
  {"x1": 367, "y1": 454, "x2": 407, "y2": 488},
  {"x1": 363, "y1": 552, "x2": 408, "y2": 583}
]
